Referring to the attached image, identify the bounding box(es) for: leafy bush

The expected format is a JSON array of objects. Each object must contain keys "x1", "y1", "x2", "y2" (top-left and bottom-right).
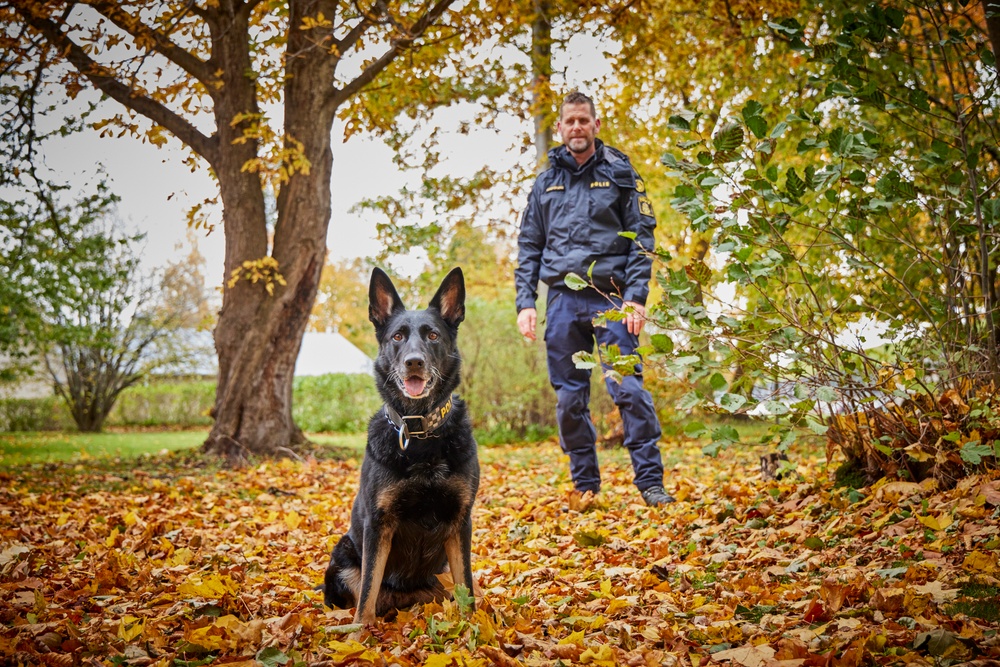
[
  {"x1": 108, "y1": 380, "x2": 215, "y2": 427},
  {"x1": 0, "y1": 397, "x2": 74, "y2": 431},
  {"x1": 458, "y1": 295, "x2": 631, "y2": 444},
  {"x1": 458, "y1": 296, "x2": 558, "y2": 443},
  {"x1": 639, "y1": 3, "x2": 999, "y2": 483},
  {"x1": 291, "y1": 374, "x2": 382, "y2": 433}
]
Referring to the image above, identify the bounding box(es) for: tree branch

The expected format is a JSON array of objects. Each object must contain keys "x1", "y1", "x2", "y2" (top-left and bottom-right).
[
  {"x1": 327, "y1": 0, "x2": 456, "y2": 111},
  {"x1": 236, "y1": 0, "x2": 269, "y2": 25},
  {"x1": 15, "y1": 8, "x2": 220, "y2": 166},
  {"x1": 86, "y1": 0, "x2": 217, "y2": 89},
  {"x1": 333, "y1": 5, "x2": 379, "y2": 57}
]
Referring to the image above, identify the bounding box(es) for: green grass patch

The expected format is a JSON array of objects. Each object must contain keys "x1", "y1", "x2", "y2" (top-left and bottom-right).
[
  {"x1": 946, "y1": 581, "x2": 1000, "y2": 623},
  {"x1": 305, "y1": 432, "x2": 366, "y2": 459},
  {"x1": 0, "y1": 430, "x2": 206, "y2": 466},
  {"x1": 0, "y1": 430, "x2": 369, "y2": 467},
  {"x1": 961, "y1": 582, "x2": 1000, "y2": 598},
  {"x1": 948, "y1": 598, "x2": 1000, "y2": 623}
]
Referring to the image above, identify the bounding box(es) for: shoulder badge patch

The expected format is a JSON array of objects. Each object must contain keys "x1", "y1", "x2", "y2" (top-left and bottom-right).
[
  {"x1": 545, "y1": 185, "x2": 565, "y2": 193},
  {"x1": 638, "y1": 196, "x2": 654, "y2": 217},
  {"x1": 635, "y1": 179, "x2": 646, "y2": 193}
]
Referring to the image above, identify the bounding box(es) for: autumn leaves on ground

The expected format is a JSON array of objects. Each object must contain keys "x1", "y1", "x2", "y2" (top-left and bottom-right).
[{"x1": 1, "y1": 436, "x2": 998, "y2": 666}]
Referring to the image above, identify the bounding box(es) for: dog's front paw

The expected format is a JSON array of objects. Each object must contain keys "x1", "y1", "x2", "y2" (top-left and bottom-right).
[{"x1": 354, "y1": 609, "x2": 378, "y2": 626}]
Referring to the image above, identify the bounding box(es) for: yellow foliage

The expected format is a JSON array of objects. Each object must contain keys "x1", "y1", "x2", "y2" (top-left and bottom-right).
[
  {"x1": 559, "y1": 630, "x2": 585, "y2": 646},
  {"x1": 231, "y1": 112, "x2": 311, "y2": 186},
  {"x1": 423, "y1": 652, "x2": 484, "y2": 666},
  {"x1": 227, "y1": 256, "x2": 287, "y2": 295},
  {"x1": 299, "y1": 12, "x2": 333, "y2": 30},
  {"x1": 166, "y1": 547, "x2": 194, "y2": 566},
  {"x1": 177, "y1": 573, "x2": 240, "y2": 599}
]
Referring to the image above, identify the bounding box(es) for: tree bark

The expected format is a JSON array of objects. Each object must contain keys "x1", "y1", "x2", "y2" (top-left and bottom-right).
[
  {"x1": 985, "y1": 0, "x2": 1000, "y2": 68},
  {"x1": 531, "y1": 0, "x2": 553, "y2": 170}
]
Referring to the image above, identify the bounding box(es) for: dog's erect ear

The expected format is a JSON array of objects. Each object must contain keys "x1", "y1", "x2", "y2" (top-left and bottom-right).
[
  {"x1": 428, "y1": 267, "x2": 466, "y2": 328},
  {"x1": 369, "y1": 268, "x2": 406, "y2": 330}
]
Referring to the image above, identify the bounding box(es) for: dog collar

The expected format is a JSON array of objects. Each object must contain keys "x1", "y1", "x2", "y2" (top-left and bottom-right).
[{"x1": 384, "y1": 394, "x2": 455, "y2": 451}]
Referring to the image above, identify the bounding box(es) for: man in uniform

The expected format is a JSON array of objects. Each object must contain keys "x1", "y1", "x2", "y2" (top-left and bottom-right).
[{"x1": 515, "y1": 91, "x2": 674, "y2": 507}]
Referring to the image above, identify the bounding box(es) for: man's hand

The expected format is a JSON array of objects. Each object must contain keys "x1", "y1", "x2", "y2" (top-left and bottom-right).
[
  {"x1": 517, "y1": 307, "x2": 537, "y2": 341},
  {"x1": 623, "y1": 301, "x2": 646, "y2": 336}
]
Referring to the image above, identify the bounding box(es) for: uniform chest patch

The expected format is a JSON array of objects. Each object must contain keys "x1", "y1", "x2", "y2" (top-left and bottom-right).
[
  {"x1": 590, "y1": 181, "x2": 610, "y2": 188},
  {"x1": 545, "y1": 185, "x2": 564, "y2": 193}
]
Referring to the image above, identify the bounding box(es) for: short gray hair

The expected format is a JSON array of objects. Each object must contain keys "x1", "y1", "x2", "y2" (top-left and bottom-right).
[{"x1": 560, "y1": 91, "x2": 597, "y2": 119}]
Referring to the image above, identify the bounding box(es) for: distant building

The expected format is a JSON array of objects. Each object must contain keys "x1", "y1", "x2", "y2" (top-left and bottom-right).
[
  {"x1": 0, "y1": 355, "x2": 51, "y2": 399},
  {"x1": 295, "y1": 331, "x2": 374, "y2": 376},
  {"x1": 152, "y1": 330, "x2": 374, "y2": 378}
]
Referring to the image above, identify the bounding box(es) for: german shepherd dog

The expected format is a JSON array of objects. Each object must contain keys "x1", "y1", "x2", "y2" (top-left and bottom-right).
[{"x1": 323, "y1": 267, "x2": 479, "y2": 623}]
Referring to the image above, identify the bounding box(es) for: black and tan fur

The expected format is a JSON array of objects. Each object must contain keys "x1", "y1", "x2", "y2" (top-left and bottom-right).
[{"x1": 322, "y1": 267, "x2": 479, "y2": 623}]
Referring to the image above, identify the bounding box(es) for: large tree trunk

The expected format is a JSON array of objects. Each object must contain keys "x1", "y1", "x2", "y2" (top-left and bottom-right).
[
  {"x1": 202, "y1": 1, "x2": 335, "y2": 463},
  {"x1": 531, "y1": 0, "x2": 553, "y2": 170}
]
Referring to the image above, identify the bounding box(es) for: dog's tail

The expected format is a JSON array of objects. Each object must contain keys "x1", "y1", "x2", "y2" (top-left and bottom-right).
[
  {"x1": 323, "y1": 538, "x2": 359, "y2": 610},
  {"x1": 323, "y1": 567, "x2": 356, "y2": 609}
]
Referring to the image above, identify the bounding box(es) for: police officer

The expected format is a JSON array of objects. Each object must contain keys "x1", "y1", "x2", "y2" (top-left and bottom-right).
[{"x1": 515, "y1": 91, "x2": 674, "y2": 507}]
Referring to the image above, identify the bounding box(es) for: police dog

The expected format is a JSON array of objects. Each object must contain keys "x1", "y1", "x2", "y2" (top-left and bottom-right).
[{"x1": 323, "y1": 267, "x2": 479, "y2": 623}]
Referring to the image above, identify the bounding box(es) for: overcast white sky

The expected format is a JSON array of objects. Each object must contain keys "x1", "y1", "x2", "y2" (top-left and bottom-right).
[{"x1": 39, "y1": 32, "x2": 617, "y2": 288}]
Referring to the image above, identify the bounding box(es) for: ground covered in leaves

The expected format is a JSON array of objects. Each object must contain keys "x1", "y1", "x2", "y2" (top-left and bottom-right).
[{"x1": 1, "y1": 437, "x2": 998, "y2": 666}]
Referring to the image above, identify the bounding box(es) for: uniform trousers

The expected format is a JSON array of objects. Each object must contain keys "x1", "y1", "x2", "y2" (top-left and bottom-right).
[{"x1": 544, "y1": 286, "x2": 664, "y2": 493}]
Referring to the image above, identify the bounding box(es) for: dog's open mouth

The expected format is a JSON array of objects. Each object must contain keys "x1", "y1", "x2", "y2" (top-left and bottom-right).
[{"x1": 403, "y1": 375, "x2": 431, "y2": 398}]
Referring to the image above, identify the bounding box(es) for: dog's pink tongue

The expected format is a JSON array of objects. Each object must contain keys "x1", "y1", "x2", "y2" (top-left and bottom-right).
[{"x1": 404, "y1": 377, "x2": 427, "y2": 397}]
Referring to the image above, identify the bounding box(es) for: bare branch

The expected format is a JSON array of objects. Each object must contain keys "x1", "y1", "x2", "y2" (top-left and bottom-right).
[
  {"x1": 15, "y1": 8, "x2": 220, "y2": 166},
  {"x1": 327, "y1": 0, "x2": 456, "y2": 111}
]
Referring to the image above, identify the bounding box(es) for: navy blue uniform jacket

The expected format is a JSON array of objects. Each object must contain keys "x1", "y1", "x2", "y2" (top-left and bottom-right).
[{"x1": 515, "y1": 139, "x2": 656, "y2": 312}]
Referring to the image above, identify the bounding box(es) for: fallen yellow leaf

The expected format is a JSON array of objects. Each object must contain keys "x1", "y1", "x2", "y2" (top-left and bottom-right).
[
  {"x1": 559, "y1": 630, "x2": 585, "y2": 646},
  {"x1": 325, "y1": 640, "x2": 379, "y2": 662},
  {"x1": 917, "y1": 513, "x2": 953, "y2": 531},
  {"x1": 117, "y1": 615, "x2": 143, "y2": 642},
  {"x1": 963, "y1": 551, "x2": 998, "y2": 575},
  {"x1": 579, "y1": 644, "x2": 616, "y2": 666}
]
